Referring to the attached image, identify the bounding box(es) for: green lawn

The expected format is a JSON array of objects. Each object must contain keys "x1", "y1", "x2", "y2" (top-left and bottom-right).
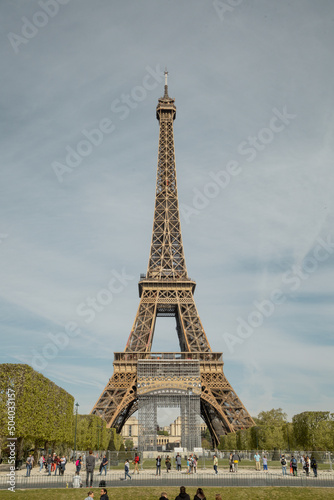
[{"x1": 1, "y1": 487, "x2": 334, "y2": 499}]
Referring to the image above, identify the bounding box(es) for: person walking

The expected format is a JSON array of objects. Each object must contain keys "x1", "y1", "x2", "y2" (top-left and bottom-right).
[
  {"x1": 213, "y1": 455, "x2": 218, "y2": 474},
  {"x1": 291, "y1": 455, "x2": 298, "y2": 476},
  {"x1": 46, "y1": 454, "x2": 52, "y2": 475},
  {"x1": 193, "y1": 487, "x2": 206, "y2": 500},
  {"x1": 75, "y1": 455, "x2": 82, "y2": 473},
  {"x1": 175, "y1": 486, "x2": 190, "y2": 500},
  {"x1": 133, "y1": 453, "x2": 140, "y2": 474},
  {"x1": 25, "y1": 454, "x2": 33, "y2": 477},
  {"x1": 254, "y1": 452, "x2": 261, "y2": 471},
  {"x1": 156, "y1": 455, "x2": 162, "y2": 476},
  {"x1": 232, "y1": 451, "x2": 240, "y2": 472},
  {"x1": 176, "y1": 453, "x2": 182, "y2": 471},
  {"x1": 280, "y1": 454, "x2": 287, "y2": 475},
  {"x1": 124, "y1": 459, "x2": 132, "y2": 480},
  {"x1": 99, "y1": 454, "x2": 108, "y2": 476},
  {"x1": 38, "y1": 455, "x2": 45, "y2": 473},
  {"x1": 86, "y1": 450, "x2": 96, "y2": 488},
  {"x1": 262, "y1": 455, "x2": 268, "y2": 472},
  {"x1": 311, "y1": 456, "x2": 318, "y2": 477},
  {"x1": 228, "y1": 452, "x2": 234, "y2": 472}
]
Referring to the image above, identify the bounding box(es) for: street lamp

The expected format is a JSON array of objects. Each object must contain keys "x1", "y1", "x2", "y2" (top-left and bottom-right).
[
  {"x1": 187, "y1": 388, "x2": 192, "y2": 452},
  {"x1": 97, "y1": 421, "x2": 103, "y2": 459},
  {"x1": 73, "y1": 402, "x2": 79, "y2": 463}
]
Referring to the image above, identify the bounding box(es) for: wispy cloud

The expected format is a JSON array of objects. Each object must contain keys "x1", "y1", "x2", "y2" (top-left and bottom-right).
[{"x1": 1, "y1": 0, "x2": 333, "y2": 421}]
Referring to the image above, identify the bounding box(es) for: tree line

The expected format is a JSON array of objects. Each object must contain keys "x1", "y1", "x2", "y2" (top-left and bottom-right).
[{"x1": 218, "y1": 408, "x2": 334, "y2": 451}]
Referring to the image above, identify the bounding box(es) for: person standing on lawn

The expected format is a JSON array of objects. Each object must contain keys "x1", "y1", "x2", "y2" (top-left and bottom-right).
[
  {"x1": 311, "y1": 456, "x2": 318, "y2": 477},
  {"x1": 213, "y1": 455, "x2": 218, "y2": 474},
  {"x1": 133, "y1": 452, "x2": 140, "y2": 474}
]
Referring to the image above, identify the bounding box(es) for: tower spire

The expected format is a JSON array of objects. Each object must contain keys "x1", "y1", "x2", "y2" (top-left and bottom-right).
[{"x1": 164, "y1": 67, "x2": 168, "y2": 98}]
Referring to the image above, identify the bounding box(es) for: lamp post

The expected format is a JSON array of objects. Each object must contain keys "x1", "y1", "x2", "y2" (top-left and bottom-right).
[
  {"x1": 187, "y1": 388, "x2": 192, "y2": 452},
  {"x1": 97, "y1": 421, "x2": 103, "y2": 459},
  {"x1": 73, "y1": 402, "x2": 79, "y2": 463}
]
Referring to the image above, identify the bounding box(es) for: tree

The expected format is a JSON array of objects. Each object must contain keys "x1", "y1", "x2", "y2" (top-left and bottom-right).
[
  {"x1": 292, "y1": 411, "x2": 333, "y2": 450},
  {"x1": 125, "y1": 439, "x2": 133, "y2": 450},
  {"x1": 255, "y1": 408, "x2": 287, "y2": 450},
  {"x1": 108, "y1": 428, "x2": 123, "y2": 452},
  {"x1": 75, "y1": 415, "x2": 110, "y2": 451},
  {"x1": 0, "y1": 364, "x2": 74, "y2": 460}
]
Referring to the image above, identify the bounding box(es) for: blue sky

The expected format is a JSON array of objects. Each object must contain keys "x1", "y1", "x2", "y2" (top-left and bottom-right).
[{"x1": 1, "y1": 0, "x2": 334, "y2": 425}]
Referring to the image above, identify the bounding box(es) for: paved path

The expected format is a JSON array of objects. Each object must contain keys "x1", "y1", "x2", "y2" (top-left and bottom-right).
[{"x1": 1, "y1": 461, "x2": 333, "y2": 490}]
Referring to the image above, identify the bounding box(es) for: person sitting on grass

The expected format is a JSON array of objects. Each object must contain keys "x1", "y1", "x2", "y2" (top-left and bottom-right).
[
  {"x1": 159, "y1": 493, "x2": 168, "y2": 500},
  {"x1": 215, "y1": 495, "x2": 222, "y2": 500},
  {"x1": 194, "y1": 487, "x2": 206, "y2": 500},
  {"x1": 84, "y1": 492, "x2": 94, "y2": 499},
  {"x1": 175, "y1": 486, "x2": 190, "y2": 500},
  {"x1": 100, "y1": 488, "x2": 109, "y2": 500}
]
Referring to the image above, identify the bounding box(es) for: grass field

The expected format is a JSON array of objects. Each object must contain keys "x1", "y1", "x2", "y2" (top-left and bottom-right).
[{"x1": 1, "y1": 487, "x2": 334, "y2": 499}]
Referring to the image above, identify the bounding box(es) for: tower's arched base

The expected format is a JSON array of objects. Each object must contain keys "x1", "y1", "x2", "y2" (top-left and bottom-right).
[{"x1": 91, "y1": 352, "x2": 254, "y2": 448}]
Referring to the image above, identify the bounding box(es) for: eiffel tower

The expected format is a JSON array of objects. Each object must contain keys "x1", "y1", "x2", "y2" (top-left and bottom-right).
[{"x1": 91, "y1": 72, "x2": 254, "y2": 447}]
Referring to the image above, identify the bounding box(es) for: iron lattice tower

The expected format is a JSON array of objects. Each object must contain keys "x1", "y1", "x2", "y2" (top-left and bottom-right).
[{"x1": 91, "y1": 73, "x2": 254, "y2": 446}]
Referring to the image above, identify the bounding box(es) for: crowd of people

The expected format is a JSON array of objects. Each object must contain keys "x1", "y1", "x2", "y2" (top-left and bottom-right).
[
  {"x1": 159, "y1": 487, "x2": 221, "y2": 500},
  {"x1": 24, "y1": 449, "x2": 320, "y2": 486},
  {"x1": 26, "y1": 453, "x2": 68, "y2": 476},
  {"x1": 83, "y1": 487, "x2": 220, "y2": 500}
]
